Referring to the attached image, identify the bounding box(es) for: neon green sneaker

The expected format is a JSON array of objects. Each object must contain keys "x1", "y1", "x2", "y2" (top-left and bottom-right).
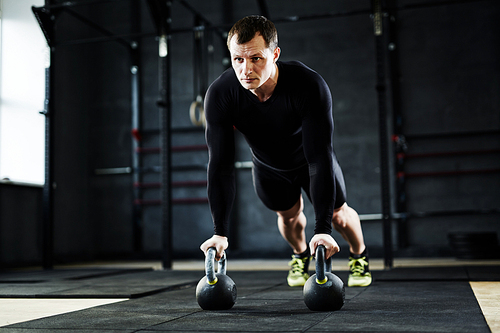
[
  {"x1": 348, "y1": 256, "x2": 372, "y2": 287},
  {"x1": 287, "y1": 255, "x2": 311, "y2": 287}
]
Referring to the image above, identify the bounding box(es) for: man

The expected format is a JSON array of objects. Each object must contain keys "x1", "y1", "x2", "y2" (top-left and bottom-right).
[{"x1": 200, "y1": 15, "x2": 372, "y2": 288}]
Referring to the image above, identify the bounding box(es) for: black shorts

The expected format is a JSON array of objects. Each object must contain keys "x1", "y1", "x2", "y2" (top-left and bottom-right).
[{"x1": 252, "y1": 157, "x2": 347, "y2": 212}]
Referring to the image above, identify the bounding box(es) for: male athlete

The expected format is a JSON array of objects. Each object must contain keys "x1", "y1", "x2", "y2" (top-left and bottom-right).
[{"x1": 200, "y1": 15, "x2": 372, "y2": 287}]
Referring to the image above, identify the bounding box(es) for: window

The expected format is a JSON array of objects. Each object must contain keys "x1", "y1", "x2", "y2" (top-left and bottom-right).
[{"x1": 0, "y1": 0, "x2": 45, "y2": 184}]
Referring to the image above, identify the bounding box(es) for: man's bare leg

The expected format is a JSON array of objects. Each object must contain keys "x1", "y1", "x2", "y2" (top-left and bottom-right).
[
  {"x1": 332, "y1": 203, "x2": 366, "y2": 255},
  {"x1": 276, "y1": 195, "x2": 312, "y2": 287},
  {"x1": 332, "y1": 203, "x2": 372, "y2": 287},
  {"x1": 276, "y1": 196, "x2": 308, "y2": 254}
]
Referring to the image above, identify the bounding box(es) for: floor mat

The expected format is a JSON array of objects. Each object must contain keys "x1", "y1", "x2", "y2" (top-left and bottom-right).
[
  {"x1": 0, "y1": 269, "x2": 492, "y2": 332},
  {"x1": 0, "y1": 269, "x2": 201, "y2": 298}
]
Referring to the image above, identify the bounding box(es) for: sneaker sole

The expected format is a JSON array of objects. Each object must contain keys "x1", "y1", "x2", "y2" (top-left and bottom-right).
[{"x1": 348, "y1": 277, "x2": 372, "y2": 287}]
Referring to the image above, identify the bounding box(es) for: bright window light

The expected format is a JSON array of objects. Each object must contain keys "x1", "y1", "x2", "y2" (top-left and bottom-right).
[{"x1": 0, "y1": 0, "x2": 46, "y2": 185}]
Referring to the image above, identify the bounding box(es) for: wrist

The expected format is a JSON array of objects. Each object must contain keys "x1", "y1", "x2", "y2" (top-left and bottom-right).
[{"x1": 213, "y1": 234, "x2": 228, "y2": 240}]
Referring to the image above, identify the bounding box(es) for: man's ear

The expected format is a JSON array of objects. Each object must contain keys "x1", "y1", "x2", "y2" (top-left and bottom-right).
[{"x1": 273, "y1": 47, "x2": 281, "y2": 62}]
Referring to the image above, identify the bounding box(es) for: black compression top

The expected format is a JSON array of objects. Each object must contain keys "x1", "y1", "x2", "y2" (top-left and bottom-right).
[{"x1": 205, "y1": 60, "x2": 336, "y2": 237}]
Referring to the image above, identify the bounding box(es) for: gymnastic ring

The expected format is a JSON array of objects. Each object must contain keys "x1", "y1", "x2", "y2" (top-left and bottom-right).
[{"x1": 190, "y1": 95, "x2": 206, "y2": 127}]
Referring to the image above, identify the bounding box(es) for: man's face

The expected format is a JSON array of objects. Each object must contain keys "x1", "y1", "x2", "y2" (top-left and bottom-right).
[{"x1": 229, "y1": 33, "x2": 280, "y2": 91}]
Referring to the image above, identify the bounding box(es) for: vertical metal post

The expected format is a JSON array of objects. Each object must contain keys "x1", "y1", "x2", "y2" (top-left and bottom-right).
[
  {"x1": 193, "y1": 16, "x2": 201, "y2": 101},
  {"x1": 158, "y1": 1, "x2": 173, "y2": 269},
  {"x1": 221, "y1": 0, "x2": 233, "y2": 70},
  {"x1": 386, "y1": 0, "x2": 408, "y2": 249},
  {"x1": 130, "y1": 0, "x2": 142, "y2": 253},
  {"x1": 372, "y1": 0, "x2": 393, "y2": 269},
  {"x1": 42, "y1": 49, "x2": 55, "y2": 270},
  {"x1": 33, "y1": 0, "x2": 57, "y2": 270},
  {"x1": 42, "y1": 0, "x2": 56, "y2": 269}
]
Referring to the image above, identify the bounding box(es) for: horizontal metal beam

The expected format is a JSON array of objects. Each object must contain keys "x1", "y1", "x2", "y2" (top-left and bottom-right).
[
  {"x1": 134, "y1": 198, "x2": 208, "y2": 205},
  {"x1": 398, "y1": 168, "x2": 500, "y2": 178},
  {"x1": 36, "y1": 0, "x2": 124, "y2": 10},
  {"x1": 404, "y1": 129, "x2": 500, "y2": 140},
  {"x1": 399, "y1": 149, "x2": 500, "y2": 159},
  {"x1": 360, "y1": 208, "x2": 500, "y2": 221},
  {"x1": 134, "y1": 180, "x2": 207, "y2": 188},
  {"x1": 94, "y1": 160, "x2": 254, "y2": 175},
  {"x1": 135, "y1": 145, "x2": 208, "y2": 154}
]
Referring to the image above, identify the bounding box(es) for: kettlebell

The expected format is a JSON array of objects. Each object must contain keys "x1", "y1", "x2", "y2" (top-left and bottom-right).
[
  {"x1": 196, "y1": 247, "x2": 237, "y2": 310},
  {"x1": 303, "y1": 245, "x2": 345, "y2": 311}
]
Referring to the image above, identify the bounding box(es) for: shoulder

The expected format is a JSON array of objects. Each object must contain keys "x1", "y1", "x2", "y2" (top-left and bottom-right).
[
  {"x1": 206, "y1": 68, "x2": 239, "y2": 106},
  {"x1": 278, "y1": 61, "x2": 331, "y2": 99},
  {"x1": 205, "y1": 68, "x2": 239, "y2": 122},
  {"x1": 207, "y1": 68, "x2": 238, "y2": 95},
  {"x1": 279, "y1": 60, "x2": 312, "y2": 72},
  {"x1": 279, "y1": 61, "x2": 324, "y2": 81}
]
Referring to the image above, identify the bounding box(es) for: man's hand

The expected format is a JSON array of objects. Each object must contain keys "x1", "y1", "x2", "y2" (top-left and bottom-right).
[
  {"x1": 200, "y1": 235, "x2": 229, "y2": 261},
  {"x1": 309, "y1": 233, "x2": 340, "y2": 259}
]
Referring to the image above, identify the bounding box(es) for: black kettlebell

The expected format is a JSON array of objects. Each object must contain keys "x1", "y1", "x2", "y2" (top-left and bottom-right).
[
  {"x1": 303, "y1": 245, "x2": 345, "y2": 311},
  {"x1": 196, "y1": 247, "x2": 237, "y2": 310}
]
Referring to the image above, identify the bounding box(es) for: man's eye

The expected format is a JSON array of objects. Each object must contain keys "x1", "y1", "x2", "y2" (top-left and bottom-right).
[
  {"x1": 253, "y1": 57, "x2": 261, "y2": 61},
  {"x1": 234, "y1": 58, "x2": 243, "y2": 62}
]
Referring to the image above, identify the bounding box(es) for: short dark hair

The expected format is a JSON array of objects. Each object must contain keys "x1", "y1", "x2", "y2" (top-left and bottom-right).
[{"x1": 227, "y1": 15, "x2": 278, "y2": 51}]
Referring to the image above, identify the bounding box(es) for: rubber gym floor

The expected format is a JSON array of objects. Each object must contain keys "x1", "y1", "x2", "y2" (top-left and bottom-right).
[{"x1": 0, "y1": 259, "x2": 499, "y2": 333}]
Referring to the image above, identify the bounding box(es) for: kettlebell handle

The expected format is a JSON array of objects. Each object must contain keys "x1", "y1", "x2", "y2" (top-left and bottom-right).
[
  {"x1": 315, "y1": 245, "x2": 332, "y2": 284},
  {"x1": 206, "y1": 247, "x2": 227, "y2": 283}
]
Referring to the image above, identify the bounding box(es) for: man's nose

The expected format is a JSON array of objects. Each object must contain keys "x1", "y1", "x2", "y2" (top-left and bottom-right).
[{"x1": 243, "y1": 60, "x2": 253, "y2": 75}]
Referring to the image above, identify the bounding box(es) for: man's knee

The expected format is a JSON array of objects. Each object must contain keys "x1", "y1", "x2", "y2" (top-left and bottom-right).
[
  {"x1": 277, "y1": 197, "x2": 304, "y2": 226},
  {"x1": 332, "y1": 203, "x2": 349, "y2": 229}
]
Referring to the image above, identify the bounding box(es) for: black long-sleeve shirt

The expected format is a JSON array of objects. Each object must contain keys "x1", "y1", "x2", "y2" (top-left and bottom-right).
[{"x1": 205, "y1": 61, "x2": 335, "y2": 237}]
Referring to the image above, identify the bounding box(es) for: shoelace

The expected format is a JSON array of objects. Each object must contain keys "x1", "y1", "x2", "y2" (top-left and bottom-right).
[
  {"x1": 349, "y1": 257, "x2": 369, "y2": 275},
  {"x1": 289, "y1": 257, "x2": 306, "y2": 274}
]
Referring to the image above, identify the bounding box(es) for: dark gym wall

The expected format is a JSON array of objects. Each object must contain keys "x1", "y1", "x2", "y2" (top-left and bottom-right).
[
  {"x1": 5, "y1": 0, "x2": 497, "y2": 266},
  {"x1": 0, "y1": 183, "x2": 43, "y2": 267},
  {"x1": 51, "y1": 2, "x2": 137, "y2": 261},
  {"x1": 394, "y1": 0, "x2": 500, "y2": 256}
]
